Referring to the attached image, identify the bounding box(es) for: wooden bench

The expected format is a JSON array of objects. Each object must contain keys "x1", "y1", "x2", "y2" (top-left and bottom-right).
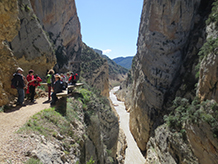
[
  {"x1": 68, "y1": 83, "x2": 84, "y2": 89},
  {"x1": 40, "y1": 83, "x2": 47, "y2": 86},
  {"x1": 55, "y1": 83, "x2": 83, "y2": 115}
]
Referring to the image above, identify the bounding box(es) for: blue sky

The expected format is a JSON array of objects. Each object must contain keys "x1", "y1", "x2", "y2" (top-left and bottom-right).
[{"x1": 75, "y1": 0, "x2": 143, "y2": 59}]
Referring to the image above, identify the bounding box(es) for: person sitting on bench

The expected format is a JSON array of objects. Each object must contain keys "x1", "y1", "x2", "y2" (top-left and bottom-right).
[{"x1": 51, "y1": 74, "x2": 64, "y2": 106}]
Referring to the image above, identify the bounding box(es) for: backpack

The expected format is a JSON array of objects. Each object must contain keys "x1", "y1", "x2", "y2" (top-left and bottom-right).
[
  {"x1": 11, "y1": 75, "x2": 18, "y2": 89},
  {"x1": 60, "y1": 81, "x2": 66, "y2": 90},
  {"x1": 73, "y1": 73, "x2": 78, "y2": 80}
]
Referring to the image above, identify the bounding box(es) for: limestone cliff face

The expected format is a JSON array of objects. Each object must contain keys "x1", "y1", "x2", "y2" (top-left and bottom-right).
[
  {"x1": 0, "y1": 0, "x2": 20, "y2": 47},
  {"x1": 197, "y1": 52, "x2": 218, "y2": 102},
  {"x1": 30, "y1": 0, "x2": 82, "y2": 72},
  {"x1": 197, "y1": 17, "x2": 218, "y2": 102},
  {"x1": 0, "y1": 0, "x2": 20, "y2": 106},
  {"x1": 131, "y1": 0, "x2": 201, "y2": 151},
  {"x1": 10, "y1": 0, "x2": 56, "y2": 78}
]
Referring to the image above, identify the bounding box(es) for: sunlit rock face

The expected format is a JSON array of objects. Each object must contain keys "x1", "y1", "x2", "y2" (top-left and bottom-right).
[
  {"x1": 130, "y1": 0, "x2": 201, "y2": 151},
  {"x1": 30, "y1": 0, "x2": 82, "y2": 72},
  {"x1": 10, "y1": 0, "x2": 56, "y2": 78}
]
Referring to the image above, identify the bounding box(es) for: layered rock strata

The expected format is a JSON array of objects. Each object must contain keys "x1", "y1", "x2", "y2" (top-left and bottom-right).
[{"x1": 10, "y1": 0, "x2": 56, "y2": 78}]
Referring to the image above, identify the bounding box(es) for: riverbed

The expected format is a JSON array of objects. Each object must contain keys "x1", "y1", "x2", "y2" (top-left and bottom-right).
[{"x1": 109, "y1": 86, "x2": 146, "y2": 164}]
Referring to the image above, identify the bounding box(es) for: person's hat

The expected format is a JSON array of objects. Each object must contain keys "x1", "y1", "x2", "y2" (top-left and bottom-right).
[
  {"x1": 29, "y1": 69, "x2": 34, "y2": 74},
  {"x1": 16, "y1": 67, "x2": 24, "y2": 72},
  {"x1": 55, "y1": 74, "x2": 61, "y2": 79}
]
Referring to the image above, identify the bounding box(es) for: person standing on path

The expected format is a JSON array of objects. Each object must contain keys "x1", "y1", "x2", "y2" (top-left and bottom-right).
[
  {"x1": 13, "y1": 67, "x2": 26, "y2": 106},
  {"x1": 46, "y1": 69, "x2": 54, "y2": 101},
  {"x1": 27, "y1": 69, "x2": 36, "y2": 103}
]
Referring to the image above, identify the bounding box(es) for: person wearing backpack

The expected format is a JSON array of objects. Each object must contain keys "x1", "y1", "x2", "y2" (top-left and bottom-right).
[
  {"x1": 46, "y1": 69, "x2": 54, "y2": 101},
  {"x1": 27, "y1": 69, "x2": 36, "y2": 103},
  {"x1": 51, "y1": 74, "x2": 64, "y2": 106},
  {"x1": 33, "y1": 74, "x2": 42, "y2": 88},
  {"x1": 68, "y1": 72, "x2": 78, "y2": 85},
  {"x1": 12, "y1": 67, "x2": 26, "y2": 106}
]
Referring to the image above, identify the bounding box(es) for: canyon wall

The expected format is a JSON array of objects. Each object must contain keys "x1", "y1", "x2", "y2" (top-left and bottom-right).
[
  {"x1": 116, "y1": 0, "x2": 218, "y2": 163},
  {"x1": 0, "y1": 0, "x2": 20, "y2": 106},
  {"x1": 130, "y1": 0, "x2": 201, "y2": 151},
  {"x1": 30, "y1": 0, "x2": 82, "y2": 72},
  {"x1": 11, "y1": 0, "x2": 56, "y2": 78}
]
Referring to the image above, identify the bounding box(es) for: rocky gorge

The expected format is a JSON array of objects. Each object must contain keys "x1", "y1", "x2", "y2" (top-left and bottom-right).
[
  {"x1": 1, "y1": 0, "x2": 218, "y2": 163},
  {"x1": 117, "y1": 0, "x2": 218, "y2": 163}
]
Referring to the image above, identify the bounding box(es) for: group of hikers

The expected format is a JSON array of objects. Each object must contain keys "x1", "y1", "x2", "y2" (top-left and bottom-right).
[{"x1": 12, "y1": 67, "x2": 78, "y2": 107}]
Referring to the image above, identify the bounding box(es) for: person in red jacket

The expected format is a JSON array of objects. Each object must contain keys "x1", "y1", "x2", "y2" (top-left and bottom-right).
[
  {"x1": 68, "y1": 72, "x2": 78, "y2": 85},
  {"x1": 33, "y1": 74, "x2": 42, "y2": 88},
  {"x1": 26, "y1": 69, "x2": 36, "y2": 103}
]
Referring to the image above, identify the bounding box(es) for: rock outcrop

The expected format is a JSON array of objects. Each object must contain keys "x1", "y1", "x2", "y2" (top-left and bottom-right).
[
  {"x1": 0, "y1": 0, "x2": 20, "y2": 107},
  {"x1": 0, "y1": 44, "x2": 19, "y2": 107},
  {"x1": 197, "y1": 52, "x2": 218, "y2": 102},
  {"x1": 145, "y1": 124, "x2": 198, "y2": 164},
  {"x1": 10, "y1": 0, "x2": 56, "y2": 78},
  {"x1": 93, "y1": 49, "x2": 128, "y2": 88},
  {"x1": 130, "y1": 0, "x2": 201, "y2": 151},
  {"x1": 78, "y1": 43, "x2": 110, "y2": 97},
  {"x1": 197, "y1": 7, "x2": 218, "y2": 102},
  {"x1": 30, "y1": 0, "x2": 82, "y2": 72},
  {"x1": 186, "y1": 122, "x2": 218, "y2": 164}
]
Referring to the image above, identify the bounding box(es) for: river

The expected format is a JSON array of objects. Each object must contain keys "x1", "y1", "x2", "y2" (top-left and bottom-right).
[{"x1": 109, "y1": 86, "x2": 146, "y2": 164}]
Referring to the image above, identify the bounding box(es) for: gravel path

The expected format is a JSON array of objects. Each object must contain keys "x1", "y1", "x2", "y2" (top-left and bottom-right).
[
  {"x1": 0, "y1": 98, "x2": 50, "y2": 162},
  {"x1": 110, "y1": 86, "x2": 146, "y2": 164}
]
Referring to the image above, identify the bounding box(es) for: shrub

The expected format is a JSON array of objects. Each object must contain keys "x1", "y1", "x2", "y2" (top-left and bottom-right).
[{"x1": 164, "y1": 97, "x2": 218, "y2": 138}]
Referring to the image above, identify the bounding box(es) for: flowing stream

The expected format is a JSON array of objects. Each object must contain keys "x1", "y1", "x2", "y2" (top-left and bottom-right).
[{"x1": 110, "y1": 86, "x2": 146, "y2": 164}]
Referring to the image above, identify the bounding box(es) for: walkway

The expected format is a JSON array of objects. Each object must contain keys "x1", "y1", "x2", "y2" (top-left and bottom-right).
[{"x1": 0, "y1": 98, "x2": 50, "y2": 162}]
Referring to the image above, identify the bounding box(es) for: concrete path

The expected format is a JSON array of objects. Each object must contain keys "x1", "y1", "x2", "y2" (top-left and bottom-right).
[{"x1": 110, "y1": 86, "x2": 146, "y2": 164}]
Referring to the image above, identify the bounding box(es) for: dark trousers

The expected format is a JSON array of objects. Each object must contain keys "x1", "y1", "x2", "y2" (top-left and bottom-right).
[
  {"x1": 51, "y1": 92, "x2": 58, "y2": 105},
  {"x1": 47, "y1": 84, "x2": 51, "y2": 100},
  {"x1": 29, "y1": 85, "x2": 35, "y2": 101},
  {"x1": 17, "y1": 88, "x2": 24, "y2": 105}
]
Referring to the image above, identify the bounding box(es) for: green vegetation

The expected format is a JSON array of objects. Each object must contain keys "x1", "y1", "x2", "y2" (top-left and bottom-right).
[
  {"x1": 198, "y1": 37, "x2": 218, "y2": 60},
  {"x1": 164, "y1": 97, "x2": 218, "y2": 139},
  {"x1": 25, "y1": 5, "x2": 31, "y2": 12},
  {"x1": 24, "y1": 158, "x2": 43, "y2": 164},
  {"x1": 206, "y1": 0, "x2": 218, "y2": 26},
  {"x1": 86, "y1": 157, "x2": 95, "y2": 164},
  {"x1": 19, "y1": 108, "x2": 74, "y2": 138},
  {"x1": 195, "y1": 0, "x2": 218, "y2": 78}
]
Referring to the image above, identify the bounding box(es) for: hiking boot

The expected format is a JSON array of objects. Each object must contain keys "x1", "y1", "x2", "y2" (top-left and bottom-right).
[{"x1": 17, "y1": 103, "x2": 26, "y2": 107}]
